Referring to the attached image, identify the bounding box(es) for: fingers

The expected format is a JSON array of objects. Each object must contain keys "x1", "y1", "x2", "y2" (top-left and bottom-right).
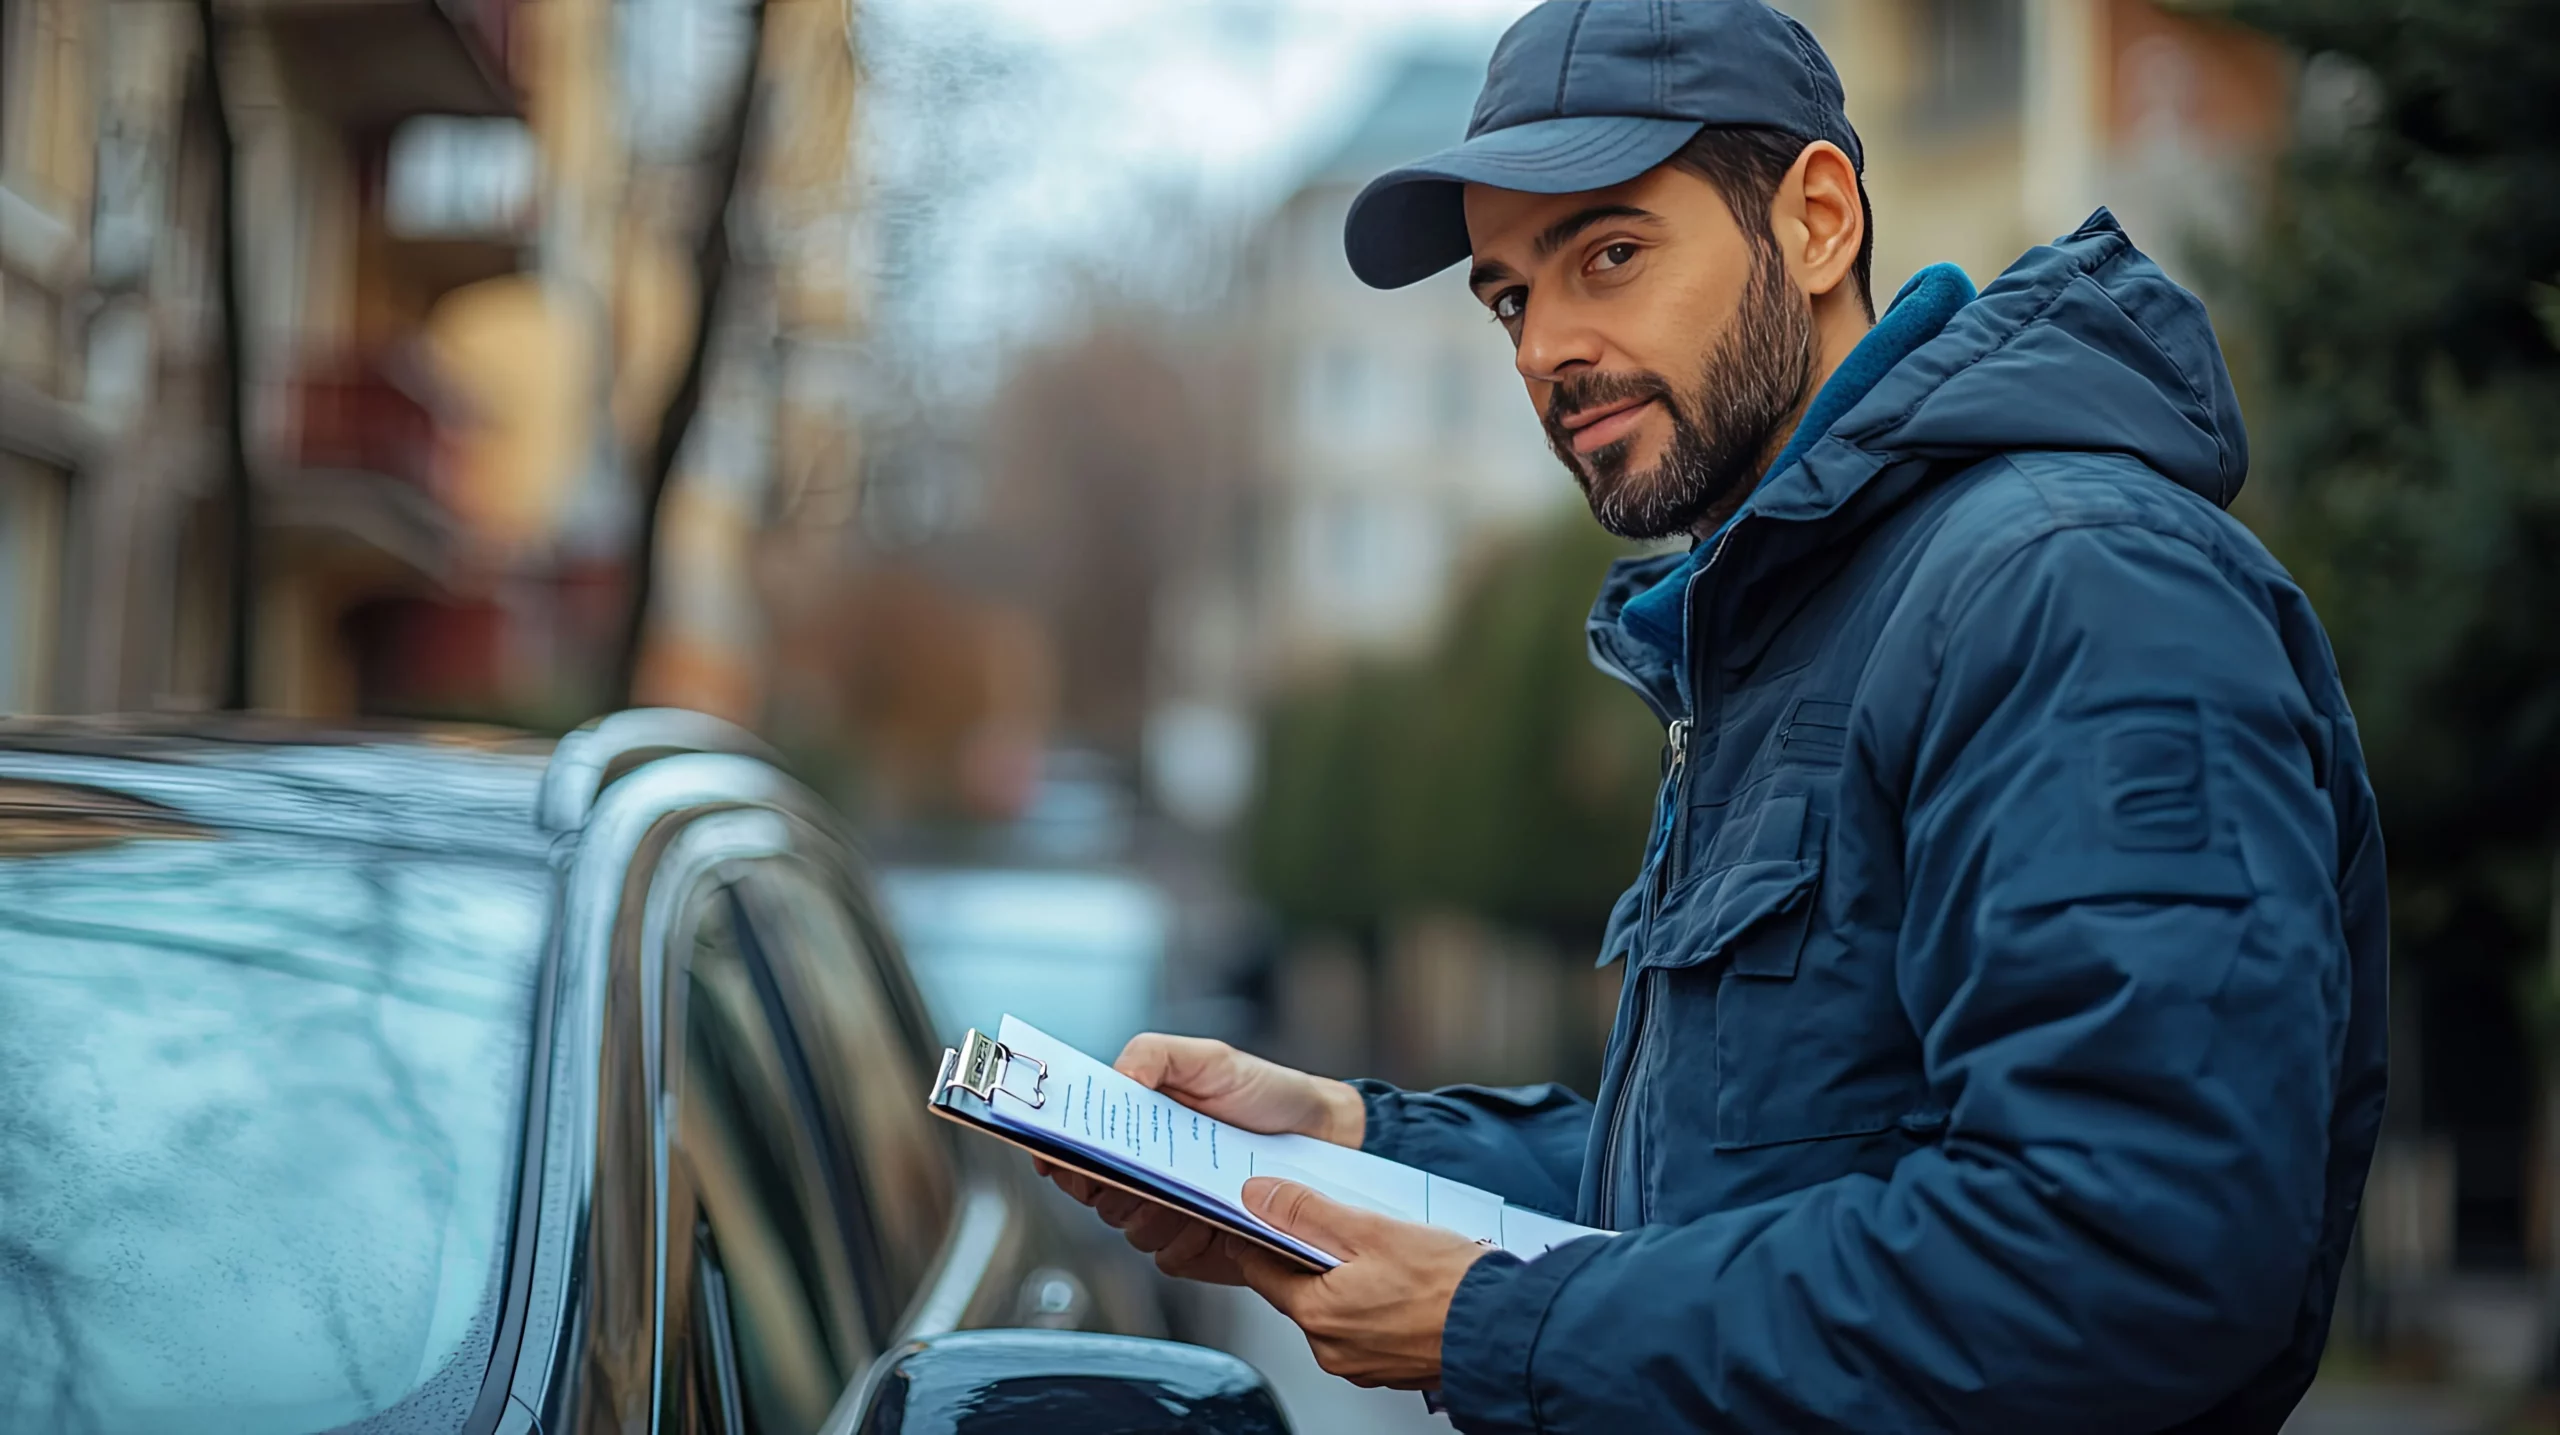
[
  {"x1": 1039, "y1": 1163, "x2": 1100, "y2": 1206},
  {"x1": 1120, "y1": 1202, "x2": 1198, "y2": 1254},
  {"x1": 1078, "y1": 1193, "x2": 1248, "y2": 1285},
  {"x1": 1243, "y1": 1177, "x2": 1378, "y2": 1263},
  {"x1": 1223, "y1": 1234, "x2": 1305, "y2": 1306},
  {"x1": 1091, "y1": 1188, "x2": 1145, "y2": 1229},
  {"x1": 1156, "y1": 1217, "x2": 1221, "y2": 1270},
  {"x1": 1113, "y1": 1032, "x2": 1235, "y2": 1096},
  {"x1": 1225, "y1": 1234, "x2": 1334, "y2": 1326},
  {"x1": 1151, "y1": 1220, "x2": 1248, "y2": 1285}
]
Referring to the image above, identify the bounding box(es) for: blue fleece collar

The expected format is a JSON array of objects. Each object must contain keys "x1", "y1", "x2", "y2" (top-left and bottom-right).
[{"x1": 1617, "y1": 262, "x2": 1979, "y2": 664}]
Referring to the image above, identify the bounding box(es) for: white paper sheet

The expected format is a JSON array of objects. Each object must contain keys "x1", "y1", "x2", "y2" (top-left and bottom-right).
[{"x1": 987, "y1": 1015, "x2": 1611, "y2": 1268}]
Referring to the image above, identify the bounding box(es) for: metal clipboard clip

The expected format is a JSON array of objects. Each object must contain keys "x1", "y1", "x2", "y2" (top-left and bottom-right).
[{"x1": 938, "y1": 1027, "x2": 1048, "y2": 1109}]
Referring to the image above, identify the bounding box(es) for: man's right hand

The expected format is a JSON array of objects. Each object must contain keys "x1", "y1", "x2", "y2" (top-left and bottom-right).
[
  {"x1": 1036, "y1": 1034, "x2": 1366, "y2": 1282},
  {"x1": 1112, "y1": 1033, "x2": 1366, "y2": 1147}
]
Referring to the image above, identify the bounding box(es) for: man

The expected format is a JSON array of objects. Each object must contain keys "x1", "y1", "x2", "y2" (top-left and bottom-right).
[{"x1": 1046, "y1": 3, "x2": 2386, "y2": 1429}]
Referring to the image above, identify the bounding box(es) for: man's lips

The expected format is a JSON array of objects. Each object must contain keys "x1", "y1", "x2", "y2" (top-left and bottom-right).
[{"x1": 1560, "y1": 395, "x2": 1658, "y2": 454}]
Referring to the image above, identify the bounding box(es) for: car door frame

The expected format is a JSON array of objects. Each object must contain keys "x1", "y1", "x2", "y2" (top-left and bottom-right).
[{"x1": 476, "y1": 753, "x2": 1017, "y2": 1435}]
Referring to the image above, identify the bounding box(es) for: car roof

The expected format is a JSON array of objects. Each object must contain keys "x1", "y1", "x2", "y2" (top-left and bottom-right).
[
  {"x1": 0, "y1": 715, "x2": 559, "y2": 861},
  {"x1": 0, "y1": 717, "x2": 567, "y2": 1434}
]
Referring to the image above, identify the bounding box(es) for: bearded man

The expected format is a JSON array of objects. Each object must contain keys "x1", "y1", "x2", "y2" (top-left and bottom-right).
[{"x1": 1047, "y1": 3, "x2": 2387, "y2": 1430}]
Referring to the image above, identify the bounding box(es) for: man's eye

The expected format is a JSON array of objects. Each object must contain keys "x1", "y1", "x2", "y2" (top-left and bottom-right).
[
  {"x1": 1594, "y1": 242, "x2": 1639, "y2": 270},
  {"x1": 1492, "y1": 290, "x2": 1525, "y2": 322}
]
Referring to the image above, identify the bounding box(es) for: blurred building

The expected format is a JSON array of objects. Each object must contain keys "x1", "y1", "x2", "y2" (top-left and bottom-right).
[
  {"x1": 1234, "y1": 55, "x2": 1568, "y2": 677},
  {"x1": 3, "y1": 0, "x2": 518, "y2": 714},
  {"x1": 1797, "y1": 0, "x2": 2291, "y2": 292},
  {"x1": 0, "y1": 0, "x2": 866, "y2": 726}
]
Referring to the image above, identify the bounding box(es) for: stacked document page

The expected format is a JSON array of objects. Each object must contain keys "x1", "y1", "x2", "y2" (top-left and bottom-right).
[{"x1": 953, "y1": 1015, "x2": 1611, "y2": 1270}]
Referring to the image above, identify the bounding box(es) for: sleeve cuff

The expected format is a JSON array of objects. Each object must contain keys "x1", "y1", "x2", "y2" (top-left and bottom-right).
[
  {"x1": 1348, "y1": 1077, "x2": 1407, "y2": 1163},
  {"x1": 1438, "y1": 1235, "x2": 1609, "y2": 1434}
]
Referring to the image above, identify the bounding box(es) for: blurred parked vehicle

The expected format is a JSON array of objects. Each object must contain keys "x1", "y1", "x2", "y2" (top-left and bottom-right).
[
  {"x1": 880, "y1": 865, "x2": 1170, "y2": 1061},
  {"x1": 0, "y1": 711, "x2": 1281, "y2": 1435}
]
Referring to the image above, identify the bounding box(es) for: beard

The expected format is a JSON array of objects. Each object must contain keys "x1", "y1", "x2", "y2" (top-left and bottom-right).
[{"x1": 1543, "y1": 243, "x2": 1818, "y2": 541}]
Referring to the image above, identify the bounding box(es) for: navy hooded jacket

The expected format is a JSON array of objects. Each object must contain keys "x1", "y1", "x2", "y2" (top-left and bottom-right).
[{"x1": 1352, "y1": 213, "x2": 2389, "y2": 1433}]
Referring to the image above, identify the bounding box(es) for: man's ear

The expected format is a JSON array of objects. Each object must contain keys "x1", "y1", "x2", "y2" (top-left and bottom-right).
[{"x1": 1778, "y1": 141, "x2": 1863, "y2": 302}]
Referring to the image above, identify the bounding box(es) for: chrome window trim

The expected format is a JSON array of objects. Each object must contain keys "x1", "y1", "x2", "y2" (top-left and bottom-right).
[
  {"x1": 897, "y1": 1182, "x2": 1013, "y2": 1340},
  {"x1": 536, "y1": 709, "x2": 780, "y2": 834},
  {"x1": 497, "y1": 749, "x2": 999, "y2": 1432},
  {"x1": 501, "y1": 752, "x2": 804, "y2": 1428},
  {"x1": 814, "y1": 1182, "x2": 1016, "y2": 1435},
  {"x1": 635, "y1": 808, "x2": 796, "y2": 1428}
]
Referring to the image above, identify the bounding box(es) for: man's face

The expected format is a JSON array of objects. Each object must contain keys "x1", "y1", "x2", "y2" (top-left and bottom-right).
[{"x1": 1463, "y1": 164, "x2": 1817, "y2": 540}]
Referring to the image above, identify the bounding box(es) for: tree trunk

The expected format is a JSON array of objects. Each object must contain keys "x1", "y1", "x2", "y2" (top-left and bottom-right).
[
  {"x1": 195, "y1": 0, "x2": 255, "y2": 710},
  {"x1": 607, "y1": 0, "x2": 772, "y2": 711}
]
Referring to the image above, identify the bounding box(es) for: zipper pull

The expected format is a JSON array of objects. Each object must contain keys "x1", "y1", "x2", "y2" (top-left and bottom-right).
[{"x1": 1665, "y1": 718, "x2": 1692, "y2": 783}]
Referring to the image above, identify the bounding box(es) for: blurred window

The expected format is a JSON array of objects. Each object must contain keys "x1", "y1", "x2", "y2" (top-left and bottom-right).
[
  {"x1": 385, "y1": 116, "x2": 537, "y2": 238},
  {"x1": 677, "y1": 885, "x2": 870, "y2": 1435},
  {"x1": 1909, "y1": 0, "x2": 2024, "y2": 128},
  {"x1": 736, "y1": 860, "x2": 959, "y2": 1316},
  {"x1": 3, "y1": 0, "x2": 86, "y2": 200}
]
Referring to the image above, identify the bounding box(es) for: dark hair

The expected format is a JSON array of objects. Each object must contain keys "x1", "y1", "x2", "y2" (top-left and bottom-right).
[{"x1": 1670, "y1": 126, "x2": 1877, "y2": 322}]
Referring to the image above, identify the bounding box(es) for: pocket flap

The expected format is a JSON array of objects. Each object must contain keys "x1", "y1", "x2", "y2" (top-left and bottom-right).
[{"x1": 1649, "y1": 856, "x2": 1821, "y2": 976}]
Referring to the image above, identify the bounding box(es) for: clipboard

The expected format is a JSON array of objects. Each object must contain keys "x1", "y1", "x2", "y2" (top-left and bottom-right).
[{"x1": 926, "y1": 1027, "x2": 1329, "y2": 1272}]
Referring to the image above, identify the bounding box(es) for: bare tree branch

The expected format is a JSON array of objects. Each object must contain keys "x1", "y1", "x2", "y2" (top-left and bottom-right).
[
  {"x1": 609, "y1": 0, "x2": 774, "y2": 710},
  {"x1": 194, "y1": 0, "x2": 254, "y2": 710}
]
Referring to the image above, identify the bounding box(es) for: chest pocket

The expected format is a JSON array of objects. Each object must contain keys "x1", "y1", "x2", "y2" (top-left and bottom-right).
[{"x1": 1645, "y1": 798, "x2": 1934, "y2": 1153}]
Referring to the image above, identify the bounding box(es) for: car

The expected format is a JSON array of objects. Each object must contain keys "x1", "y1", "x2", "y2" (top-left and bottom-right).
[{"x1": 0, "y1": 710, "x2": 1290, "y2": 1435}]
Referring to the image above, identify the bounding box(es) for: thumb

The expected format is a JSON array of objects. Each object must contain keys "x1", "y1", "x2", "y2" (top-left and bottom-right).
[{"x1": 1243, "y1": 1177, "x2": 1388, "y2": 1263}]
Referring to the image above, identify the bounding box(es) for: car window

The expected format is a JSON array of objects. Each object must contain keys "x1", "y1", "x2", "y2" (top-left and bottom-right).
[
  {"x1": 735, "y1": 861, "x2": 959, "y2": 1325},
  {"x1": 657, "y1": 1217, "x2": 750, "y2": 1435},
  {"x1": 0, "y1": 826, "x2": 550, "y2": 1435},
  {"x1": 676, "y1": 884, "x2": 870, "y2": 1435}
]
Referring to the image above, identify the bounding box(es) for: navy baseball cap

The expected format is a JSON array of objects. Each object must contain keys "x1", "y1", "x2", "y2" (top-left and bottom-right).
[{"x1": 1344, "y1": 0, "x2": 1863, "y2": 289}]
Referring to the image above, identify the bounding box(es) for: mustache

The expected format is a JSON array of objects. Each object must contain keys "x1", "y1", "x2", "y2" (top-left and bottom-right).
[{"x1": 1542, "y1": 370, "x2": 1676, "y2": 451}]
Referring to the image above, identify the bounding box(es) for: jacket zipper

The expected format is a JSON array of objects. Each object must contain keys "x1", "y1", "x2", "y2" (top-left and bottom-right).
[
  {"x1": 1592, "y1": 521, "x2": 1744, "y2": 1228},
  {"x1": 1653, "y1": 718, "x2": 1691, "y2": 897},
  {"x1": 1596, "y1": 970, "x2": 1654, "y2": 1225},
  {"x1": 1598, "y1": 716, "x2": 1689, "y2": 1223}
]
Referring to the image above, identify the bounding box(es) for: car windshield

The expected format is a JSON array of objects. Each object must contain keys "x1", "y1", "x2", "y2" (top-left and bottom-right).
[{"x1": 0, "y1": 815, "x2": 551, "y2": 1434}]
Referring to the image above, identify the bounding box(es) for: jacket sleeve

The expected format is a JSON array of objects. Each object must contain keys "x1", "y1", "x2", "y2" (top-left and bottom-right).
[
  {"x1": 1351, "y1": 1080, "x2": 1591, "y2": 1219},
  {"x1": 1438, "y1": 520, "x2": 2349, "y2": 1434}
]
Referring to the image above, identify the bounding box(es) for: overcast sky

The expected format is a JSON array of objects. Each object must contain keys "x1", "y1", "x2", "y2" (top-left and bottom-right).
[{"x1": 858, "y1": 0, "x2": 1534, "y2": 362}]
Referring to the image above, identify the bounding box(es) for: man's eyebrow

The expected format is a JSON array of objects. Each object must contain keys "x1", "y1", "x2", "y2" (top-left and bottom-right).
[
  {"x1": 1467, "y1": 258, "x2": 1520, "y2": 295},
  {"x1": 1469, "y1": 204, "x2": 1665, "y2": 297},
  {"x1": 1532, "y1": 204, "x2": 1661, "y2": 262}
]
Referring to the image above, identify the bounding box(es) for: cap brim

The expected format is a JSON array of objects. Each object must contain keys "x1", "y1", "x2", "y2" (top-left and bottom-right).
[{"x1": 1342, "y1": 114, "x2": 1704, "y2": 289}]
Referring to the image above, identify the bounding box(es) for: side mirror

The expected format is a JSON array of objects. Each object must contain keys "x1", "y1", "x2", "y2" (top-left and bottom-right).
[{"x1": 840, "y1": 1328, "x2": 1292, "y2": 1435}]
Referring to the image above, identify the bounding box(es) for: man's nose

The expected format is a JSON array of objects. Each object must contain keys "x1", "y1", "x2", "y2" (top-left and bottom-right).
[{"x1": 1515, "y1": 300, "x2": 1604, "y2": 387}]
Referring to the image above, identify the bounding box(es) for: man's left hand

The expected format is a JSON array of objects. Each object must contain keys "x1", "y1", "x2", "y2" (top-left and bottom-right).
[{"x1": 1221, "y1": 1176, "x2": 1496, "y2": 1391}]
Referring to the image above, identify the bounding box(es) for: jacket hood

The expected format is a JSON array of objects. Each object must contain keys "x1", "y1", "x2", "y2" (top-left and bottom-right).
[
  {"x1": 1588, "y1": 209, "x2": 2249, "y2": 718},
  {"x1": 1755, "y1": 207, "x2": 2247, "y2": 523}
]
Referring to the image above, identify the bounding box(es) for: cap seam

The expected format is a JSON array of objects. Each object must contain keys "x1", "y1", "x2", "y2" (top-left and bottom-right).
[
  {"x1": 1651, "y1": 0, "x2": 1667, "y2": 114},
  {"x1": 1553, "y1": 0, "x2": 1593, "y2": 116}
]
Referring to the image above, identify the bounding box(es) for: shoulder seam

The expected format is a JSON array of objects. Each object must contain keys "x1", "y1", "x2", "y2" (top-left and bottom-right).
[
  {"x1": 1939, "y1": 506, "x2": 2221, "y2": 639},
  {"x1": 1926, "y1": 474, "x2": 2247, "y2": 682}
]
